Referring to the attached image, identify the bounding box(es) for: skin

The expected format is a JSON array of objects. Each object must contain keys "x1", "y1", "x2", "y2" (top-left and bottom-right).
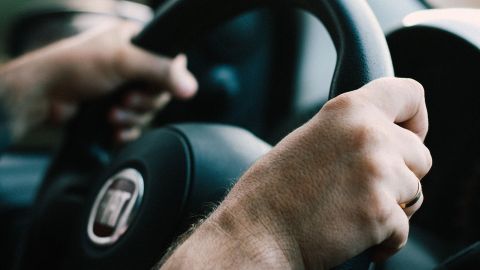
[
  {"x1": 0, "y1": 18, "x2": 432, "y2": 269},
  {"x1": 0, "y1": 21, "x2": 198, "y2": 143},
  {"x1": 159, "y1": 78, "x2": 432, "y2": 269}
]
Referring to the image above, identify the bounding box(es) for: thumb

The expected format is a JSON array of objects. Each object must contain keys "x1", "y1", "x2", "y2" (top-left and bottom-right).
[
  {"x1": 165, "y1": 54, "x2": 198, "y2": 99},
  {"x1": 115, "y1": 23, "x2": 198, "y2": 99}
]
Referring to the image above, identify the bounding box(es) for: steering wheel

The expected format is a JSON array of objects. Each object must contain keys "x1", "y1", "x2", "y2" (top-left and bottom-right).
[{"x1": 18, "y1": 0, "x2": 393, "y2": 269}]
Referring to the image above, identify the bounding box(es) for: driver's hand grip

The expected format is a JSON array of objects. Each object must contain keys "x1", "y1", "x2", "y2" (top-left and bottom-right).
[{"x1": 131, "y1": 1, "x2": 392, "y2": 269}]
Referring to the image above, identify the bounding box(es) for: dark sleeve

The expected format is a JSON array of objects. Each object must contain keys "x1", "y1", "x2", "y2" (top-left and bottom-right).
[{"x1": 0, "y1": 106, "x2": 11, "y2": 154}]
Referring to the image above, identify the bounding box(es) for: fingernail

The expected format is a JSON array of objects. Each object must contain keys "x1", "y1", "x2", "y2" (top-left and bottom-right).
[
  {"x1": 113, "y1": 109, "x2": 128, "y2": 122},
  {"x1": 117, "y1": 128, "x2": 141, "y2": 143},
  {"x1": 154, "y1": 92, "x2": 172, "y2": 108},
  {"x1": 178, "y1": 73, "x2": 198, "y2": 97}
]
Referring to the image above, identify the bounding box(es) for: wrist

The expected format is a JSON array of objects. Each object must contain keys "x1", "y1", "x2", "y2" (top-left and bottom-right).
[
  {"x1": 162, "y1": 199, "x2": 301, "y2": 270},
  {"x1": 215, "y1": 150, "x2": 336, "y2": 269},
  {"x1": 184, "y1": 158, "x2": 308, "y2": 269},
  {"x1": 209, "y1": 200, "x2": 302, "y2": 269}
]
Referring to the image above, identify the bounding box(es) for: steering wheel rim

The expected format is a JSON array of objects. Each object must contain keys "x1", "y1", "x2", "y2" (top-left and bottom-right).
[
  {"x1": 19, "y1": 1, "x2": 394, "y2": 269},
  {"x1": 133, "y1": 0, "x2": 394, "y2": 98}
]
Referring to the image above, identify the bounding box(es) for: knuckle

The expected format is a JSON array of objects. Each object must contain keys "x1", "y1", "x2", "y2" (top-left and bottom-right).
[
  {"x1": 350, "y1": 122, "x2": 385, "y2": 151},
  {"x1": 397, "y1": 222, "x2": 410, "y2": 249},
  {"x1": 362, "y1": 188, "x2": 394, "y2": 231},
  {"x1": 112, "y1": 44, "x2": 130, "y2": 76},
  {"x1": 363, "y1": 77, "x2": 397, "y2": 92},
  {"x1": 358, "y1": 152, "x2": 388, "y2": 180},
  {"x1": 119, "y1": 21, "x2": 142, "y2": 36},
  {"x1": 423, "y1": 145, "x2": 433, "y2": 172},
  {"x1": 402, "y1": 131, "x2": 432, "y2": 177},
  {"x1": 404, "y1": 78, "x2": 425, "y2": 94},
  {"x1": 416, "y1": 141, "x2": 433, "y2": 177},
  {"x1": 321, "y1": 93, "x2": 358, "y2": 114},
  {"x1": 347, "y1": 128, "x2": 393, "y2": 181},
  {"x1": 397, "y1": 211, "x2": 410, "y2": 245},
  {"x1": 402, "y1": 78, "x2": 425, "y2": 100}
]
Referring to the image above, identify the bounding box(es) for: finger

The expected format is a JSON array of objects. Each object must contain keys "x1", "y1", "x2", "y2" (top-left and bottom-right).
[
  {"x1": 117, "y1": 20, "x2": 143, "y2": 39},
  {"x1": 403, "y1": 189, "x2": 423, "y2": 218},
  {"x1": 115, "y1": 127, "x2": 141, "y2": 144},
  {"x1": 393, "y1": 125, "x2": 433, "y2": 179},
  {"x1": 372, "y1": 203, "x2": 410, "y2": 262},
  {"x1": 109, "y1": 107, "x2": 152, "y2": 127},
  {"x1": 116, "y1": 37, "x2": 198, "y2": 99},
  {"x1": 124, "y1": 91, "x2": 171, "y2": 113},
  {"x1": 360, "y1": 78, "x2": 429, "y2": 140},
  {"x1": 393, "y1": 167, "x2": 423, "y2": 218},
  {"x1": 167, "y1": 54, "x2": 198, "y2": 99},
  {"x1": 114, "y1": 22, "x2": 198, "y2": 99},
  {"x1": 382, "y1": 161, "x2": 423, "y2": 216},
  {"x1": 49, "y1": 101, "x2": 78, "y2": 124},
  {"x1": 401, "y1": 92, "x2": 428, "y2": 142}
]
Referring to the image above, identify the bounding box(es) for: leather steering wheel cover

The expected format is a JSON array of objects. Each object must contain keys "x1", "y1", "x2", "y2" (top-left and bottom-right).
[{"x1": 133, "y1": 0, "x2": 394, "y2": 97}]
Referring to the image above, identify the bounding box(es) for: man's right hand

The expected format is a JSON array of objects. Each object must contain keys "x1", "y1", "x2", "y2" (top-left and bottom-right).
[{"x1": 160, "y1": 78, "x2": 432, "y2": 269}]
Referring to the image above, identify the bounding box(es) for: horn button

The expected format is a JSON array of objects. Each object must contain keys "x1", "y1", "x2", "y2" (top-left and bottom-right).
[{"x1": 87, "y1": 168, "x2": 144, "y2": 246}]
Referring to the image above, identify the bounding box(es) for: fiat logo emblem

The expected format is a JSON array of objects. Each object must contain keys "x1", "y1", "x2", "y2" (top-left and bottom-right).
[{"x1": 87, "y1": 168, "x2": 144, "y2": 246}]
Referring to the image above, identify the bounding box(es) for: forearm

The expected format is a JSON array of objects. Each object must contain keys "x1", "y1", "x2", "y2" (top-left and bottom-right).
[
  {"x1": 0, "y1": 44, "x2": 68, "y2": 140},
  {"x1": 161, "y1": 215, "x2": 297, "y2": 269},
  {"x1": 159, "y1": 78, "x2": 431, "y2": 270},
  {"x1": 159, "y1": 163, "x2": 307, "y2": 270}
]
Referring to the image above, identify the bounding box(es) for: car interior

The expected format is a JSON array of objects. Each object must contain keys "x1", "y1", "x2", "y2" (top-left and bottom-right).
[{"x1": 0, "y1": 0, "x2": 479, "y2": 269}]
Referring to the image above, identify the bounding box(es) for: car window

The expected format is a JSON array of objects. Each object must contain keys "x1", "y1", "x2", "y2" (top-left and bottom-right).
[{"x1": 427, "y1": 0, "x2": 480, "y2": 8}]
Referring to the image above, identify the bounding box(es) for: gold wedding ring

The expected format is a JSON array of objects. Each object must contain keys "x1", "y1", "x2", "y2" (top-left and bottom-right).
[{"x1": 400, "y1": 181, "x2": 422, "y2": 209}]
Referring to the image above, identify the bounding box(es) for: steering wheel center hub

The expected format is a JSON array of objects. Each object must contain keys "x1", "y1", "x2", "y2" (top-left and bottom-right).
[{"x1": 87, "y1": 168, "x2": 144, "y2": 246}]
